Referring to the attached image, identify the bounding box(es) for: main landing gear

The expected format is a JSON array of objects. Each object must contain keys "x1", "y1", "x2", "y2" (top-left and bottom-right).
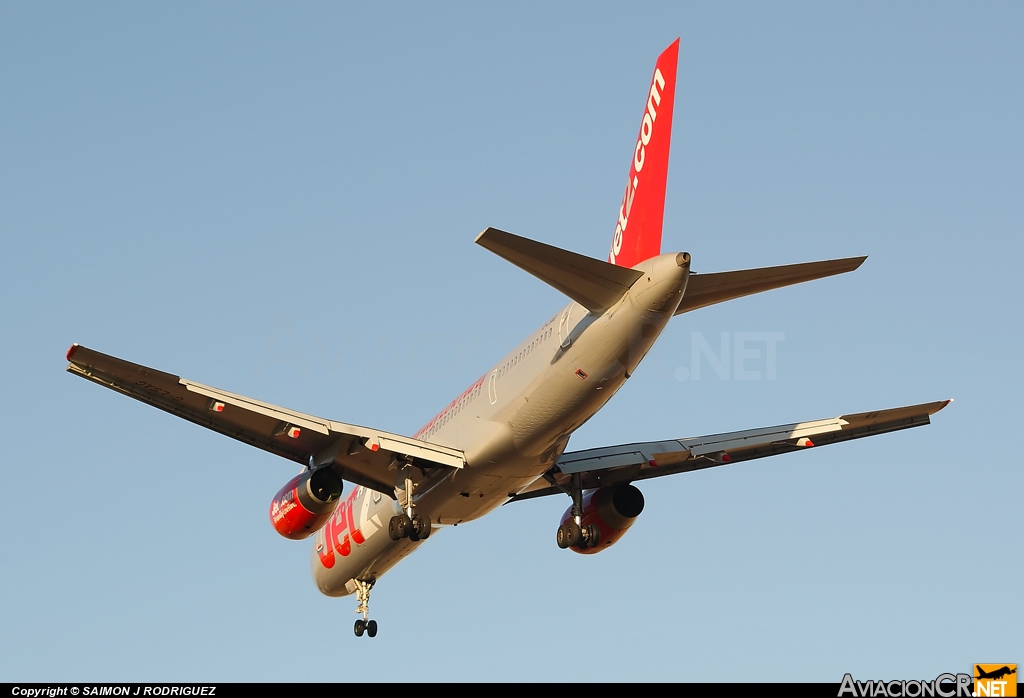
[
  {"x1": 556, "y1": 520, "x2": 599, "y2": 549},
  {"x1": 388, "y1": 512, "x2": 431, "y2": 541},
  {"x1": 388, "y1": 464, "x2": 431, "y2": 542},
  {"x1": 353, "y1": 578, "x2": 378, "y2": 638},
  {"x1": 555, "y1": 472, "x2": 600, "y2": 549}
]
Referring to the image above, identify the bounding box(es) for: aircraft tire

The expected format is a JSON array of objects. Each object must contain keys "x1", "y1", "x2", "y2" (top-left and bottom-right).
[
  {"x1": 556, "y1": 524, "x2": 570, "y2": 548},
  {"x1": 388, "y1": 515, "x2": 410, "y2": 541},
  {"x1": 565, "y1": 521, "x2": 582, "y2": 547},
  {"x1": 354, "y1": 619, "x2": 366, "y2": 637},
  {"x1": 414, "y1": 515, "x2": 431, "y2": 540},
  {"x1": 366, "y1": 620, "x2": 378, "y2": 638}
]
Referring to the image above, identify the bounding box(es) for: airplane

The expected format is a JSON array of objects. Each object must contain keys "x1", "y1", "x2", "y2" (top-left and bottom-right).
[
  {"x1": 975, "y1": 666, "x2": 1016, "y2": 681},
  {"x1": 65, "y1": 39, "x2": 950, "y2": 638}
]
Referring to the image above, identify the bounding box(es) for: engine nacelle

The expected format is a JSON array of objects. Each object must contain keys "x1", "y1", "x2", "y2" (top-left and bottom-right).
[
  {"x1": 269, "y1": 467, "x2": 343, "y2": 540},
  {"x1": 560, "y1": 483, "x2": 645, "y2": 554}
]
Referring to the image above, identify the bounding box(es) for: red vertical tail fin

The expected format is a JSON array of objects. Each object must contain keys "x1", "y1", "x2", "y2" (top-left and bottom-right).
[{"x1": 607, "y1": 39, "x2": 679, "y2": 268}]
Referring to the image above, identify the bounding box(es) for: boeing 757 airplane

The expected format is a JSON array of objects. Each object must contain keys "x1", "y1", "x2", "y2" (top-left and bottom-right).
[{"x1": 65, "y1": 40, "x2": 949, "y2": 638}]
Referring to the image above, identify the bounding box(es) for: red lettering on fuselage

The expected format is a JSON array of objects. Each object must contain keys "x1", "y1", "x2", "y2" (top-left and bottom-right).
[{"x1": 316, "y1": 487, "x2": 365, "y2": 568}]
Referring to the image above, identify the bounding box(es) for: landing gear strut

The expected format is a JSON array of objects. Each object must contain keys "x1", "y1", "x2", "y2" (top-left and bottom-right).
[
  {"x1": 555, "y1": 473, "x2": 599, "y2": 549},
  {"x1": 352, "y1": 578, "x2": 378, "y2": 638},
  {"x1": 388, "y1": 464, "x2": 431, "y2": 542}
]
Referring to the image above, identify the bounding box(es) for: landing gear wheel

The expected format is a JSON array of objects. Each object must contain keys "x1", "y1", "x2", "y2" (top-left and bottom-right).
[
  {"x1": 584, "y1": 524, "x2": 600, "y2": 548},
  {"x1": 564, "y1": 521, "x2": 582, "y2": 547},
  {"x1": 388, "y1": 514, "x2": 411, "y2": 541},
  {"x1": 366, "y1": 620, "x2": 377, "y2": 638},
  {"x1": 556, "y1": 523, "x2": 574, "y2": 549},
  {"x1": 354, "y1": 619, "x2": 366, "y2": 637},
  {"x1": 412, "y1": 514, "x2": 431, "y2": 541}
]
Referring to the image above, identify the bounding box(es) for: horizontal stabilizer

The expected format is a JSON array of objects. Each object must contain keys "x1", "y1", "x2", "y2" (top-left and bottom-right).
[
  {"x1": 476, "y1": 227, "x2": 643, "y2": 313},
  {"x1": 675, "y1": 256, "x2": 867, "y2": 315}
]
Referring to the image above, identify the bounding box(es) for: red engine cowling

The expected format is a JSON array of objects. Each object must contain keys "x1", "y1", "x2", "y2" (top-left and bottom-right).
[
  {"x1": 560, "y1": 484, "x2": 645, "y2": 554},
  {"x1": 269, "y1": 467, "x2": 343, "y2": 540}
]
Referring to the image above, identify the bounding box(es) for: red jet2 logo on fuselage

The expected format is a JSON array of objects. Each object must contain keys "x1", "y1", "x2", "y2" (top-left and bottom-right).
[{"x1": 316, "y1": 487, "x2": 366, "y2": 568}]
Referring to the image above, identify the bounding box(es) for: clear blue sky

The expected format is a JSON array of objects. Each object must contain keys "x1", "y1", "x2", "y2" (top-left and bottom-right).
[{"x1": 2, "y1": 2, "x2": 1020, "y2": 682}]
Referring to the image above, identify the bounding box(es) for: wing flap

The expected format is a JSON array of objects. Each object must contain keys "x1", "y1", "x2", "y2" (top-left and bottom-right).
[
  {"x1": 675, "y1": 257, "x2": 867, "y2": 315},
  {"x1": 183, "y1": 380, "x2": 332, "y2": 435},
  {"x1": 678, "y1": 417, "x2": 846, "y2": 457},
  {"x1": 66, "y1": 344, "x2": 465, "y2": 496}
]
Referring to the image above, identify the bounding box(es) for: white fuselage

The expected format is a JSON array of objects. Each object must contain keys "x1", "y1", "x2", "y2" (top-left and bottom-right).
[{"x1": 311, "y1": 252, "x2": 690, "y2": 596}]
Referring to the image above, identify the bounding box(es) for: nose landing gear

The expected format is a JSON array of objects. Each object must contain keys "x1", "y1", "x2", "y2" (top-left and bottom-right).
[
  {"x1": 354, "y1": 618, "x2": 377, "y2": 638},
  {"x1": 352, "y1": 578, "x2": 378, "y2": 638}
]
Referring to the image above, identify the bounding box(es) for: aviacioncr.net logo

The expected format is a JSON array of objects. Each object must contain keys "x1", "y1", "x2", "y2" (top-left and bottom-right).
[
  {"x1": 974, "y1": 665, "x2": 1017, "y2": 697},
  {"x1": 839, "y1": 673, "x2": 973, "y2": 697}
]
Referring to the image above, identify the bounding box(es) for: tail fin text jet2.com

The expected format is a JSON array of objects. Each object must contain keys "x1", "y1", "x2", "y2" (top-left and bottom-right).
[{"x1": 66, "y1": 39, "x2": 950, "y2": 638}]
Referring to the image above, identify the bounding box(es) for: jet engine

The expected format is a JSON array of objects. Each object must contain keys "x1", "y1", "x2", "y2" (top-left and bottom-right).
[
  {"x1": 269, "y1": 467, "x2": 343, "y2": 540},
  {"x1": 557, "y1": 483, "x2": 644, "y2": 554}
]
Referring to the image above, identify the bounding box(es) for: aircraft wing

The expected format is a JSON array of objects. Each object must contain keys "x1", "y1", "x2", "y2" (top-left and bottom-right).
[
  {"x1": 65, "y1": 344, "x2": 465, "y2": 497},
  {"x1": 508, "y1": 400, "x2": 951, "y2": 502}
]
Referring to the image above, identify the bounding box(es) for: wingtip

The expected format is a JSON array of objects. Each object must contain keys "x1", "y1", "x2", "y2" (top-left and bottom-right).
[
  {"x1": 475, "y1": 227, "x2": 505, "y2": 245},
  {"x1": 66, "y1": 343, "x2": 80, "y2": 362}
]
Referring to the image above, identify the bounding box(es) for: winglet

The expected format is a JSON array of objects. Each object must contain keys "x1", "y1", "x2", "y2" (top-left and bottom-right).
[{"x1": 608, "y1": 39, "x2": 679, "y2": 269}]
